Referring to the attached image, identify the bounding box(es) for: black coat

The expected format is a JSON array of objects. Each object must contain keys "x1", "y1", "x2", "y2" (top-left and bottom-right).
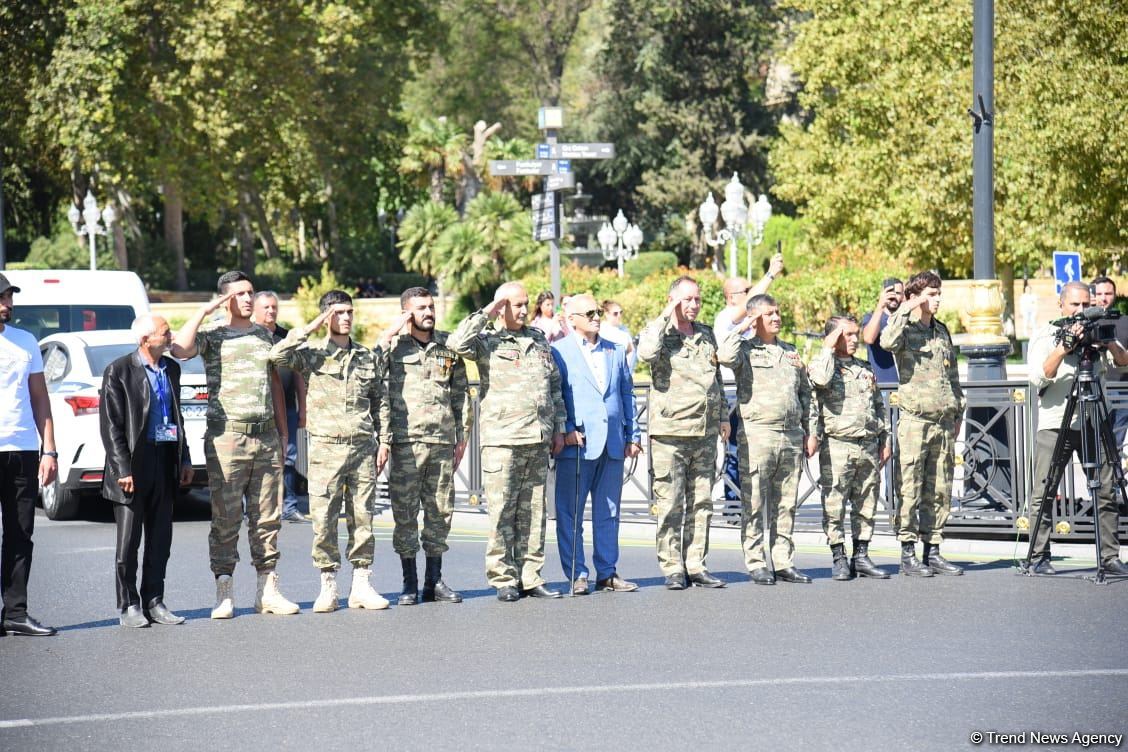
[{"x1": 99, "y1": 351, "x2": 190, "y2": 504}]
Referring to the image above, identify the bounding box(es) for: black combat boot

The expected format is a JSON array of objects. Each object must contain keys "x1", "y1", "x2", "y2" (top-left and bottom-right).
[
  {"x1": 922, "y1": 543, "x2": 963, "y2": 576},
  {"x1": 851, "y1": 539, "x2": 890, "y2": 579},
  {"x1": 422, "y1": 556, "x2": 463, "y2": 603},
  {"x1": 398, "y1": 557, "x2": 419, "y2": 606},
  {"x1": 830, "y1": 543, "x2": 852, "y2": 581},
  {"x1": 900, "y1": 542, "x2": 933, "y2": 577}
]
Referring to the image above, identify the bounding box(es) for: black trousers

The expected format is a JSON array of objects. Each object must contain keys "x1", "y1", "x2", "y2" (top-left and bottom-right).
[
  {"x1": 1, "y1": 450, "x2": 38, "y2": 621},
  {"x1": 113, "y1": 443, "x2": 177, "y2": 610}
]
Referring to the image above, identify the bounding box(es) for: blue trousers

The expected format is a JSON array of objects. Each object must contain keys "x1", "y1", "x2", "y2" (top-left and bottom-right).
[
  {"x1": 554, "y1": 451, "x2": 624, "y2": 582},
  {"x1": 282, "y1": 408, "x2": 308, "y2": 518}
]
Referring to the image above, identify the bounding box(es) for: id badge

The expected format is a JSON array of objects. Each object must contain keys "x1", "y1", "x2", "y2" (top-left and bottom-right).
[{"x1": 155, "y1": 423, "x2": 179, "y2": 442}]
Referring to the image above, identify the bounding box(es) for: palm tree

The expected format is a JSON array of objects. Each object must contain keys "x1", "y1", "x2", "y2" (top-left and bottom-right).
[
  {"x1": 398, "y1": 200, "x2": 459, "y2": 317},
  {"x1": 399, "y1": 117, "x2": 468, "y2": 203}
]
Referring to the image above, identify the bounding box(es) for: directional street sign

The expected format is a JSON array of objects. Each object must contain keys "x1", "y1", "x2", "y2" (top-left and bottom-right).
[
  {"x1": 544, "y1": 173, "x2": 575, "y2": 191},
  {"x1": 536, "y1": 143, "x2": 552, "y2": 159},
  {"x1": 488, "y1": 159, "x2": 574, "y2": 177},
  {"x1": 532, "y1": 193, "x2": 558, "y2": 242},
  {"x1": 547, "y1": 142, "x2": 616, "y2": 160}
]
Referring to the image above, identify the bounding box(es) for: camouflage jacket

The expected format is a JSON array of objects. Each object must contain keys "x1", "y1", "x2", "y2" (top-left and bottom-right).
[
  {"x1": 194, "y1": 323, "x2": 275, "y2": 424},
  {"x1": 269, "y1": 330, "x2": 381, "y2": 442},
  {"x1": 377, "y1": 331, "x2": 471, "y2": 446},
  {"x1": 808, "y1": 348, "x2": 887, "y2": 444},
  {"x1": 447, "y1": 310, "x2": 565, "y2": 447},
  {"x1": 717, "y1": 332, "x2": 815, "y2": 436},
  {"x1": 878, "y1": 306, "x2": 965, "y2": 421},
  {"x1": 637, "y1": 314, "x2": 726, "y2": 438}
]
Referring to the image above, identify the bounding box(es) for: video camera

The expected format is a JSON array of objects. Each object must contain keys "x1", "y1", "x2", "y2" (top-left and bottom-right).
[{"x1": 1051, "y1": 306, "x2": 1121, "y2": 350}]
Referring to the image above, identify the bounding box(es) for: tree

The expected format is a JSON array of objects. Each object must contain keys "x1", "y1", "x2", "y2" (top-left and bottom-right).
[
  {"x1": 771, "y1": 0, "x2": 1128, "y2": 290},
  {"x1": 582, "y1": 0, "x2": 782, "y2": 266}
]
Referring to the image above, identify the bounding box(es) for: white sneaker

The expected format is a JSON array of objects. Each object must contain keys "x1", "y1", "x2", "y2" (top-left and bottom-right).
[
  {"x1": 348, "y1": 567, "x2": 389, "y2": 610},
  {"x1": 211, "y1": 575, "x2": 234, "y2": 620},
  {"x1": 255, "y1": 571, "x2": 300, "y2": 615},
  {"x1": 312, "y1": 571, "x2": 339, "y2": 613}
]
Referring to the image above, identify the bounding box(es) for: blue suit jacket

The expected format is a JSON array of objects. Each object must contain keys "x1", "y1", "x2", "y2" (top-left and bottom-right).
[{"x1": 551, "y1": 334, "x2": 639, "y2": 461}]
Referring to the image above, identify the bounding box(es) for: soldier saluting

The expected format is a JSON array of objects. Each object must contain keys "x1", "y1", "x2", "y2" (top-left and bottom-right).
[
  {"x1": 809, "y1": 315, "x2": 892, "y2": 580},
  {"x1": 880, "y1": 271, "x2": 966, "y2": 577},
  {"x1": 448, "y1": 282, "x2": 567, "y2": 602},
  {"x1": 377, "y1": 287, "x2": 472, "y2": 606}
]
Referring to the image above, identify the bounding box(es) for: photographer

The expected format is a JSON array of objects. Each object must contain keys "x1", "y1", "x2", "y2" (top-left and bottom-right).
[{"x1": 1026, "y1": 281, "x2": 1128, "y2": 575}]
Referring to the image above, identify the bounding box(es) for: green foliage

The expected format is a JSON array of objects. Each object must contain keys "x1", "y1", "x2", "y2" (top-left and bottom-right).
[
  {"x1": 624, "y1": 251, "x2": 678, "y2": 281},
  {"x1": 25, "y1": 228, "x2": 116, "y2": 271},
  {"x1": 254, "y1": 258, "x2": 307, "y2": 294},
  {"x1": 295, "y1": 264, "x2": 358, "y2": 324},
  {"x1": 772, "y1": 0, "x2": 1128, "y2": 277},
  {"x1": 379, "y1": 273, "x2": 429, "y2": 296}
]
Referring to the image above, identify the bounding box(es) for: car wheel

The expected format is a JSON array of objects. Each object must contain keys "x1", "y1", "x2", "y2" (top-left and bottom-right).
[{"x1": 41, "y1": 478, "x2": 81, "y2": 520}]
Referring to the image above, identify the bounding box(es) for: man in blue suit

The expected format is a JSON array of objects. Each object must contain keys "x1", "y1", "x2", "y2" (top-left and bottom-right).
[{"x1": 552, "y1": 293, "x2": 642, "y2": 595}]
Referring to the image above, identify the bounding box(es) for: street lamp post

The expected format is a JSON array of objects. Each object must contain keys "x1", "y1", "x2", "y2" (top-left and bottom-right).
[
  {"x1": 747, "y1": 193, "x2": 773, "y2": 283},
  {"x1": 68, "y1": 190, "x2": 116, "y2": 271},
  {"x1": 699, "y1": 173, "x2": 750, "y2": 278},
  {"x1": 597, "y1": 209, "x2": 643, "y2": 277}
]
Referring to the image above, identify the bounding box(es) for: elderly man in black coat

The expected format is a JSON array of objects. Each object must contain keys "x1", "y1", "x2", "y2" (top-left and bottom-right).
[{"x1": 100, "y1": 315, "x2": 194, "y2": 627}]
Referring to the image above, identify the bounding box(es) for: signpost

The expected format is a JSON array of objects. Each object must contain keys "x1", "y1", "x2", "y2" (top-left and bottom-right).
[{"x1": 487, "y1": 107, "x2": 615, "y2": 300}]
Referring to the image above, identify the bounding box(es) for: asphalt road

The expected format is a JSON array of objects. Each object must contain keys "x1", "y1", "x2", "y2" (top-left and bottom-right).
[{"x1": 1, "y1": 498, "x2": 1126, "y2": 751}]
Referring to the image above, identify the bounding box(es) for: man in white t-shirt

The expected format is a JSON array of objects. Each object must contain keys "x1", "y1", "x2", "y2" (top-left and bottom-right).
[{"x1": 0, "y1": 273, "x2": 59, "y2": 636}]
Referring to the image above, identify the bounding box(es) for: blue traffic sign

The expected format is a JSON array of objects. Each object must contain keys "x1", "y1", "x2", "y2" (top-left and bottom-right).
[
  {"x1": 1052, "y1": 251, "x2": 1082, "y2": 294},
  {"x1": 536, "y1": 143, "x2": 551, "y2": 159},
  {"x1": 555, "y1": 160, "x2": 571, "y2": 174}
]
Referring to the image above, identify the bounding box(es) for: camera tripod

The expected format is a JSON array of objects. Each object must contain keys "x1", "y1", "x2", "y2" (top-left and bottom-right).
[{"x1": 1020, "y1": 345, "x2": 1128, "y2": 584}]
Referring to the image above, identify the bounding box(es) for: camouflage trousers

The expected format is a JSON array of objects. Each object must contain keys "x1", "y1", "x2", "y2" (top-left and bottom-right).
[
  {"x1": 481, "y1": 443, "x2": 549, "y2": 589},
  {"x1": 739, "y1": 427, "x2": 802, "y2": 571},
  {"x1": 307, "y1": 437, "x2": 376, "y2": 571},
  {"x1": 651, "y1": 434, "x2": 718, "y2": 577},
  {"x1": 819, "y1": 436, "x2": 881, "y2": 546},
  {"x1": 205, "y1": 429, "x2": 282, "y2": 576},
  {"x1": 894, "y1": 414, "x2": 955, "y2": 544},
  {"x1": 388, "y1": 441, "x2": 455, "y2": 558}
]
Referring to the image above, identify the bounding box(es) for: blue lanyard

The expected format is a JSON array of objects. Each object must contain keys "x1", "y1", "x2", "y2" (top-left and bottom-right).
[{"x1": 152, "y1": 368, "x2": 170, "y2": 424}]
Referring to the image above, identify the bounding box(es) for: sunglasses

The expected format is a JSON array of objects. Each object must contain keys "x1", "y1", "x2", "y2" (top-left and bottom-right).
[{"x1": 571, "y1": 309, "x2": 600, "y2": 321}]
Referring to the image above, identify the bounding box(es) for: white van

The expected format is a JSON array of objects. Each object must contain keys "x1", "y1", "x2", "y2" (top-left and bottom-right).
[{"x1": 3, "y1": 269, "x2": 150, "y2": 339}]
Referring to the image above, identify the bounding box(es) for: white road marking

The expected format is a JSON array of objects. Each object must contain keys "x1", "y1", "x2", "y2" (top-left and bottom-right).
[{"x1": 2, "y1": 668, "x2": 1126, "y2": 729}]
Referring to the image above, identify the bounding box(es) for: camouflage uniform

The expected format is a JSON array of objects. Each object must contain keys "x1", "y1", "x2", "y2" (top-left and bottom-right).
[
  {"x1": 378, "y1": 332, "x2": 471, "y2": 557},
  {"x1": 718, "y1": 332, "x2": 816, "y2": 571},
  {"x1": 448, "y1": 311, "x2": 566, "y2": 590},
  {"x1": 270, "y1": 331, "x2": 381, "y2": 571},
  {"x1": 809, "y1": 348, "x2": 887, "y2": 545},
  {"x1": 196, "y1": 324, "x2": 282, "y2": 576},
  {"x1": 879, "y1": 308, "x2": 965, "y2": 544},
  {"x1": 637, "y1": 314, "x2": 726, "y2": 576}
]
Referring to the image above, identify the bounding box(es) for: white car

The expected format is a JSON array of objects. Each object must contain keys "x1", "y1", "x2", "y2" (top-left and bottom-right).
[{"x1": 37, "y1": 330, "x2": 208, "y2": 520}]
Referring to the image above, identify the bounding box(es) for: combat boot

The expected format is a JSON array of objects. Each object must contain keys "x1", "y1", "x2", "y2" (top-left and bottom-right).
[
  {"x1": 255, "y1": 571, "x2": 301, "y2": 615},
  {"x1": 923, "y1": 543, "x2": 963, "y2": 576},
  {"x1": 399, "y1": 557, "x2": 419, "y2": 606},
  {"x1": 210, "y1": 574, "x2": 235, "y2": 619},
  {"x1": 348, "y1": 567, "x2": 390, "y2": 610},
  {"x1": 900, "y1": 542, "x2": 933, "y2": 577},
  {"x1": 830, "y1": 543, "x2": 852, "y2": 581},
  {"x1": 422, "y1": 556, "x2": 463, "y2": 603},
  {"x1": 313, "y1": 570, "x2": 339, "y2": 613},
  {"x1": 851, "y1": 539, "x2": 890, "y2": 579}
]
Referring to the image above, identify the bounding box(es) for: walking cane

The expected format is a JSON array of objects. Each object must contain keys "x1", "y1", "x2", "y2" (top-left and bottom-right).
[{"x1": 569, "y1": 422, "x2": 584, "y2": 596}]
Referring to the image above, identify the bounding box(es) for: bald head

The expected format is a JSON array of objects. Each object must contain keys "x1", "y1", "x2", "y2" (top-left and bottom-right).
[
  {"x1": 564, "y1": 293, "x2": 597, "y2": 315},
  {"x1": 495, "y1": 281, "x2": 526, "y2": 302},
  {"x1": 494, "y1": 281, "x2": 530, "y2": 331},
  {"x1": 133, "y1": 314, "x2": 171, "y2": 358}
]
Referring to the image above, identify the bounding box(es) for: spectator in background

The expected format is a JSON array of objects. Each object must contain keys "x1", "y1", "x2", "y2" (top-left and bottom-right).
[
  {"x1": 598, "y1": 299, "x2": 636, "y2": 370},
  {"x1": 254, "y1": 292, "x2": 310, "y2": 524},
  {"x1": 1020, "y1": 281, "x2": 1039, "y2": 339},
  {"x1": 861, "y1": 278, "x2": 904, "y2": 385},
  {"x1": 530, "y1": 290, "x2": 565, "y2": 343},
  {"x1": 1090, "y1": 276, "x2": 1128, "y2": 453}
]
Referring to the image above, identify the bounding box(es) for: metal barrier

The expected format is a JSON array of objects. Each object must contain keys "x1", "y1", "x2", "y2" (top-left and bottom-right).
[{"x1": 299, "y1": 379, "x2": 1128, "y2": 540}]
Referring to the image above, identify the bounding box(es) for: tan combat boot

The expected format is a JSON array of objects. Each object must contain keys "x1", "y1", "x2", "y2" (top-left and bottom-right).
[
  {"x1": 312, "y1": 570, "x2": 339, "y2": 613},
  {"x1": 210, "y1": 574, "x2": 235, "y2": 620},
  {"x1": 255, "y1": 571, "x2": 300, "y2": 615},
  {"x1": 348, "y1": 567, "x2": 389, "y2": 610}
]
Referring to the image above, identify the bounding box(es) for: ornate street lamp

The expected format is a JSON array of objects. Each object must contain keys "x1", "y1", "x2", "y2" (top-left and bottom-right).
[
  {"x1": 68, "y1": 190, "x2": 116, "y2": 271},
  {"x1": 747, "y1": 193, "x2": 773, "y2": 282},
  {"x1": 597, "y1": 209, "x2": 643, "y2": 277},
  {"x1": 699, "y1": 173, "x2": 750, "y2": 278}
]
